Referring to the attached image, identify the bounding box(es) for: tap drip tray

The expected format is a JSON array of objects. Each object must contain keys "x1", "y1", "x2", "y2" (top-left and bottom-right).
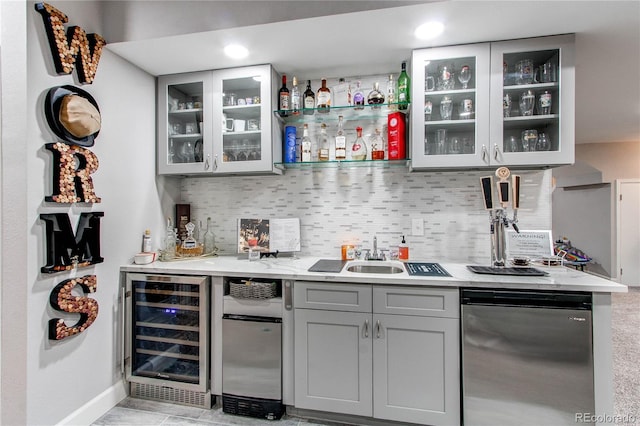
[
  {"x1": 467, "y1": 265, "x2": 548, "y2": 276},
  {"x1": 406, "y1": 262, "x2": 451, "y2": 277}
]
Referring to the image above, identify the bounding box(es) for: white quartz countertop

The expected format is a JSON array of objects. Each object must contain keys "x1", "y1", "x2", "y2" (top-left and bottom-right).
[{"x1": 120, "y1": 255, "x2": 627, "y2": 293}]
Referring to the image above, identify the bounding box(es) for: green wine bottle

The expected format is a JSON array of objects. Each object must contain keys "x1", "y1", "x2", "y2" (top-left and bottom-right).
[{"x1": 397, "y1": 61, "x2": 411, "y2": 110}]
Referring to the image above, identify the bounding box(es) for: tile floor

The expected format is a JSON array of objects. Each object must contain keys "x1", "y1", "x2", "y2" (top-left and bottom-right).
[
  {"x1": 94, "y1": 288, "x2": 640, "y2": 426},
  {"x1": 92, "y1": 396, "x2": 343, "y2": 426}
]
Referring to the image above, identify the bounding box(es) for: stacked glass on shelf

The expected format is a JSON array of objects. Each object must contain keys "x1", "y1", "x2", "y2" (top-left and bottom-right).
[
  {"x1": 502, "y1": 53, "x2": 559, "y2": 153},
  {"x1": 423, "y1": 59, "x2": 477, "y2": 156}
]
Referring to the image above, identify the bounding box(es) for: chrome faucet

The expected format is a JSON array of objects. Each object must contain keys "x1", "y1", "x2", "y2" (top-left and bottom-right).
[{"x1": 365, "y1": 236, "x2": 386, "y2": 261}]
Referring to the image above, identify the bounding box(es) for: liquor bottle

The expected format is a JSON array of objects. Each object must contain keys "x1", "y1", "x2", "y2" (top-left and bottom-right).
[
  {"x1": 386, "y1": 74, "x2": 396, "y2": 111},
  {"x1": 351, "y1": 126, "x2": 367, "y2": 160},
  {"x1": 318, "y1": 123, "x2": 329, "y2": 161},
  {"x1": 367, "y1": 82, "x2": 385, "y2": 109},
  {"x1": 335, "y1": 115, "x2": 347, "y2": 160},
  {"x1": 291, "y1": 76, "x2": 301, "y2": 115},
  {"x1": 397, "y1": 61, "x2": 411, "y2": 110},
  {"x1": 203, "y1": 217, "x2": 216, "y2": 254},
  {"x1": 371, "y1": 128, "x2": 385, "y2": 160},
  {"x1": 316, "y1": 78, "x2": 331, "y2": 113},
  {"x1": 303, "y1": 80, "x2": 315, "y2": 115},
  {"x1": 301, "y1": 124, "x2": 312, "y2": 162},
  {"x1": 352, "y1": 81, "x2": 365, "y2": 110},
  {"x1": 278, "y1": 74, "x2": 290, "y2": 116}
]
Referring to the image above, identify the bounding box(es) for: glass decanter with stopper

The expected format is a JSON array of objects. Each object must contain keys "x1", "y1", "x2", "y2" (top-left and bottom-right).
[
  {"x1": 370, "y1": 128, "x2": 385, "y2": 160},
  {"x1": 203, "y1": 216, "x2": 217, "y2": 254},
  {"x1": 180, "y1": 221, "x2": 202, "y2": 257},
  {"x1": 351, "y1": 126, "x2": 367, "y2": 160},
  {"x1": 367, "y1": 82, "x2": 385, "y2": 109}
]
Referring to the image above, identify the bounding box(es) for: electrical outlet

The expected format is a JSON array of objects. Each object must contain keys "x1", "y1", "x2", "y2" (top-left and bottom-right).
[{"x1": 412, "y1": 218, "x2": 424, "y2": 236}]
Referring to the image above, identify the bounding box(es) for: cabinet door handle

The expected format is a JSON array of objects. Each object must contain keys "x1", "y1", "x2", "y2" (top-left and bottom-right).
[
  {"x1": 205, "y1": 154, "x2": 210, "y2": 170},
  {"x1": 364, "y1": 319, "x2": 369, "y2": 338},
  {"x1": 376, "y1": 320, "x2": 381, "y2": 338},
  {"x1": 213, "y1": 154, "x2": 218, "y2": 171},
  {"x1": 284, "y1": 280, "x2": 292, "y2": 311},
  {"x1": 481, "y1": 145, "x2": 488, "y2": 163},
  {"x1": 494, "y1": 144, "x2": 501, "y2": 162}
]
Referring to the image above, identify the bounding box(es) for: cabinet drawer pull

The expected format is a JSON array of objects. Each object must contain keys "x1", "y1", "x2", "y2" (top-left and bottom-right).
[
  {"x1": 364, "y1": 319, "x2": 369, "y2": 338},
  {"x1": 376, "y1": 319, "x2": 381, "y2": 338}
]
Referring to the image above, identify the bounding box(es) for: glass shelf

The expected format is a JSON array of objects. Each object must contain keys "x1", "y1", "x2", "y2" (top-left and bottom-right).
[
  {"x1": 504, "y1": 82, "x2": 559, "y2": 93},
  {"x1": 504, "y1": 114, "x2": 559, "y2": 129},
  {"x1": 274, "y1": 159, "x2": 411, "y2": 170},
  {"x1": 274, "y1": 103, "x2": 410, "y2": 123}
]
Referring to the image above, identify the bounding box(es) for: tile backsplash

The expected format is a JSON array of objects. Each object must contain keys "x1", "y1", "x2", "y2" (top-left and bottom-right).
[{"x1": 180, "y1": 168, "x2": 552, "y2": 264}]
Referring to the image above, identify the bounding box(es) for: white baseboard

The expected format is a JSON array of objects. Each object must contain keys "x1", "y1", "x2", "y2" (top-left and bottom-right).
[{"x1": 56, "y1": 381, "x2": 128, "y2": 426}]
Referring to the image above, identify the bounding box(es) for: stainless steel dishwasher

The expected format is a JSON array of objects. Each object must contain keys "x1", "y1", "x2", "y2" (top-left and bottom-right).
[{"x1": 461, "y1": 289, "x2": 594, "y2": 426}]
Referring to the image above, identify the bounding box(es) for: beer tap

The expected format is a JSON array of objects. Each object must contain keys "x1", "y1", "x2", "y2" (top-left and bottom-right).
[{"x1": 480, "y1": 167, "x2": 521, "y2": 267}]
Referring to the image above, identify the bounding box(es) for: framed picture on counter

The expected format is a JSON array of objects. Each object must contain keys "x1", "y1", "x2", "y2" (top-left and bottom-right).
[{"x1": 237, "y1": 218, "x2": 300, "y2": 254}]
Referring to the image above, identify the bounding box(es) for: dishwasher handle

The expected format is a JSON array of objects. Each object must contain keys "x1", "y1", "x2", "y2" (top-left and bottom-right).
[
  {"x1": 461, "y1": 289, "x2": 592, "y2": 310},
  {"x1": 223, "y1": 314, "x2": 282, "y2": 323}
]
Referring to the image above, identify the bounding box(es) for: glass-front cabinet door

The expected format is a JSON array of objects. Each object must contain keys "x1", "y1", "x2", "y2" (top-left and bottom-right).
[
  {"x1": 490, "y1": 34, "x2": 575, "y2": 167},
  {"x1": 411, "y1": 43, "x2": 491, "y2": 169},
  {"x1": 212, "y1": 64, "x2": 280, "y2": 174},
  {"x1": 158, "y1": 71, "x2": 213, "y2": 175}
]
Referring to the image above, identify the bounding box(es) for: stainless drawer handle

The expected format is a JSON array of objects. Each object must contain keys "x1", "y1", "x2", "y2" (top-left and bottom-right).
[{"x1": 364, "y1": 319, "x2": 369, "y2": 338}]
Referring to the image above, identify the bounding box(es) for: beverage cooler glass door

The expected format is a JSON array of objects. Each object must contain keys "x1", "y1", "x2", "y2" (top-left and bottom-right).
[
  {"x1": 125, "y1": 274, "x2": 210, "y2": 392},
  {"x1": 213, "y1": 65, "x2": 274, "y2": 173},
  {"x1": 411, "y1": 43, "x2": 490, "y2": 168},
  {"x1": 491, "y1": 35, "x2": 575, "y2": 166}
]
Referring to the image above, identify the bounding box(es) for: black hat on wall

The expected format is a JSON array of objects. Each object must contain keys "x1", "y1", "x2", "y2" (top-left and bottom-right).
[{"x1": 45, "y1": 85, "x2": 101, "y2": 147}]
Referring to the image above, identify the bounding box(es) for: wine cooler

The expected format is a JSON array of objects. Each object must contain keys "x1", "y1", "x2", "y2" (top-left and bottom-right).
[{"x1": 124, "y1": 273, "x2": 211, "y2": 408}]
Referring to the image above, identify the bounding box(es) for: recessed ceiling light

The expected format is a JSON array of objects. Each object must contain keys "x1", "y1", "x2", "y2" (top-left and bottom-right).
[
  {"x1": 224, "y1": 44, "x2": 249, "y2": 59},
  {"x1": 414, "y1": 21, "x2": 445, "y2": 40}
]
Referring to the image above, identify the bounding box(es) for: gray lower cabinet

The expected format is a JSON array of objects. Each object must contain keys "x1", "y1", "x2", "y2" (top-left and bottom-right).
[{"x1": 294, "y1": 282, "x2": 460, "y2": 426}]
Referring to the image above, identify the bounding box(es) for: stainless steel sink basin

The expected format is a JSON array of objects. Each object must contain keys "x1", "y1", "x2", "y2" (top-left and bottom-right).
[{"x1": 345, "y1": 262, "x2": 405, "y2": 274}]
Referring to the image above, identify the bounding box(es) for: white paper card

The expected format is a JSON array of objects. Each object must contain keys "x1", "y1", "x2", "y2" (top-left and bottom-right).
[
  {"x1": 505, "y1": 230, "x2": 553, "y2": 259},
  {"x1": 238, "y1": 218, "x2": 301, "y2": 253}
]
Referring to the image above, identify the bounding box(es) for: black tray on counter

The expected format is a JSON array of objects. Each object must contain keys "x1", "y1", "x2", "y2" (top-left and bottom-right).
[
  {"x1": 467, "y1": 265, "x2": 548, "y2": 276},
  {"x1": 308, "y1": 259, "x2": 348, "y2": 273}
]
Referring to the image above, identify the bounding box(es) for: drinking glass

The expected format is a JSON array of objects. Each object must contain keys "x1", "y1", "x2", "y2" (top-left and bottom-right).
[
  {"x1": 458, "y1": 65, "x2": 471, "y2": 89},
  {"x1": 506, "y1": 135, "x2": 520, "y2": 152},
  {"x1": 437, "y1": 64, "x2": 455, "y2": 90},
  {"x1": 449, "y1": 137, "x2": 461, "y2": 154},
  {"x1": 519, "y1": 90, "x2": 535, "y2": 116},
  {"x1": 435, "y1": 129, "x2": 447, "y2": 155},
  {"x1": 515, "y1": 59, "x2": 534, "y2": 85},
  {"x1": 521, "y1": 129, "x2": 538, "y2": 152},
  {"x1": 535, "y1": 133, "x2": 551, "y2": 151},
  {"x1": 440, "y1": 96, "x2": 453, "y2": 120},
  {"x1": 503, "y1": 93, "x2": 512, "y2": 118}
]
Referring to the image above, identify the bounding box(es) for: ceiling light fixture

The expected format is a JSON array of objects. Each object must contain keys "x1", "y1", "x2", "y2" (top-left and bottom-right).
[
  {"x1": 224, "y1": 44, "x2": 249, "y2": 59},
  {"x1": 414, "y1": 21, "x2": 445, "y2": 40}
]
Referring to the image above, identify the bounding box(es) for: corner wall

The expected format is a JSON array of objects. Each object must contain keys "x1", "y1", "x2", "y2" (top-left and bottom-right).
[{"x1": 1, "y1": 2, "x2": 165, "y2": 424}]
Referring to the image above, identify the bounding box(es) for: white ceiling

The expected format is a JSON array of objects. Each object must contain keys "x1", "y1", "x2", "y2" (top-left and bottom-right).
[{"x1": 105, "y1": 1, "x2": 640, "y2": 145}]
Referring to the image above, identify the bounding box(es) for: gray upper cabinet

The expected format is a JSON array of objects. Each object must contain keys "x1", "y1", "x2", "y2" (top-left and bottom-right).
[
  {"x1": 157, "y1": 65, "x2": 282, "y2": 175},
  {"x1": 411, "y1": 34, "x2": 575, "y2": 170}
]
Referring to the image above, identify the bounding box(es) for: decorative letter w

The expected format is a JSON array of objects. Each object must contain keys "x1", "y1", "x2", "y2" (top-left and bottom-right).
[{"x1": 34, "y1": 2, "x2": 106, "y2": 84}]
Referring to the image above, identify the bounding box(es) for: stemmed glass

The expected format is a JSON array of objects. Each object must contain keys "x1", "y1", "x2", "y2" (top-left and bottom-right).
[{"x1": 458, "y1": 65, "x2": 471, "y2": 89}]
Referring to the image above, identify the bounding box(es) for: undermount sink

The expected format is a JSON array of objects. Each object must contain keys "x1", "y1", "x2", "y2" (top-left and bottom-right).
[{"x1": 345, "y1": 261, "x2": 406, "y2": 274}]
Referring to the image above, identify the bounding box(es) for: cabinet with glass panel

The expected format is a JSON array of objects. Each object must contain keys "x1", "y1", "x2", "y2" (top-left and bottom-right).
[
  {"x1": 157, "y1": 65, "x2": 281, "y2": 175},
  {"x1": 411, "y1": 35, "x2": 574, "y2": 169}
]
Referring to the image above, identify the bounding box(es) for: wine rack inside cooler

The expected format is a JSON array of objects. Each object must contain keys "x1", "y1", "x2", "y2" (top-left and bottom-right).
[{"x1": 125, "y1": 273, "x2": 211, "y2": 408}]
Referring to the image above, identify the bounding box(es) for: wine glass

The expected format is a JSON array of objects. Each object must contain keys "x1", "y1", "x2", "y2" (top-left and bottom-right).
[{"x1": 458, "y1": 65, "x2": 471, "y2": 89}]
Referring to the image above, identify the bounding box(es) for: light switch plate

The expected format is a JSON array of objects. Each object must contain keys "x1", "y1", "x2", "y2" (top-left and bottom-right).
[{"x1": 412, "y1": 218, "x2": 424, "y2": 236}]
